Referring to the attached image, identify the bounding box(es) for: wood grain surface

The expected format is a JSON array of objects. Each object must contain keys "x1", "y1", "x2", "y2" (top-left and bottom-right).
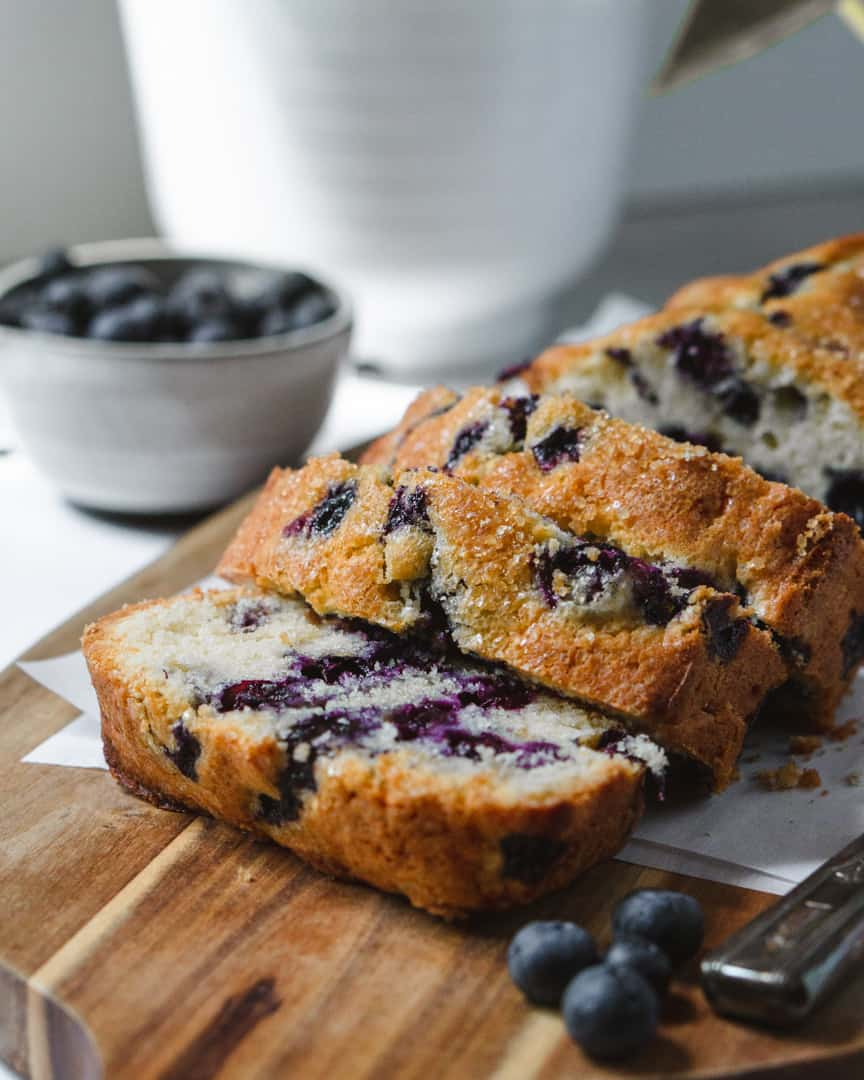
[{"x1": 2, "y1": 488, "x2": 863, "y2": 1080}]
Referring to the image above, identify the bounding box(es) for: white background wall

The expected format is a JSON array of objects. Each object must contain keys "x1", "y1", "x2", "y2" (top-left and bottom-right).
[{"x1": 1, "y1": 0, "x2": 863, "y2": 261}]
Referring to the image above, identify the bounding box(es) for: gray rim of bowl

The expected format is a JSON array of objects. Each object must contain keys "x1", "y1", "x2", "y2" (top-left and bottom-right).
[{"x1": 0, "y1": 238, "x2": 353, "y2": 362}]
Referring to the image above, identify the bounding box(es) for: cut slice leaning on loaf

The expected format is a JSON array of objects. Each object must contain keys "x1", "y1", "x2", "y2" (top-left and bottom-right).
[
  {"x1": 218, "y1": 457, "x2": 787, "y2": 789},
  {"x1": 511, "y1": 233, "x2": 864, "y2": 533},
  {"x1": 361, "y1": 385, "x2": 864, "y2": 731},
  {"x1": 83, "y1": 587, "x2": 665, "y2": 917}
]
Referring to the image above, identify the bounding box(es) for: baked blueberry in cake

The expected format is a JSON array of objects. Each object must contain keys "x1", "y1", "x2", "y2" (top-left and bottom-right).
[
  {"x1": 84, "y1": 588, "x2": 665, "y2": 916},
  {"x1": 218, "y1": 457, "x2": 786, "y2": 788},
  {"x1": 511, "y1": 233, "x2": 864, "y2": 532},
  {"x1": 361, "y1": 386, "x2": 864, "y2": 730}
]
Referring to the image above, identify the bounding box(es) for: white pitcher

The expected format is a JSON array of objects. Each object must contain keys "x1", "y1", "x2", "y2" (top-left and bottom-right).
[{"x1": 119, "y1": 0, "x2": 650, "y2": 377}]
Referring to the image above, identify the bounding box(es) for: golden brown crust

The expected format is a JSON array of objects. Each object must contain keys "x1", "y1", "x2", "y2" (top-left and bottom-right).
[
  {"x1": 372, "y1": 387, "x2": 864, "y2": 728},
  {"x1": 362, "y1": 385, "x2": 462, "y2": 469},
  {"x1": 522, "y1": 302, "x2": 864, "y2": 421},
  {"x1": 83, "y1": 593, "x2": 643, "y2": 917},
  {"x1": 219, "y1": 461, "x2": 786, "y2": 787}
]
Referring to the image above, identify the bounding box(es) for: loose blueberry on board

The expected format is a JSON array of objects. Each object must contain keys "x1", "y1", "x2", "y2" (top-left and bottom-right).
[
  {"x1": 562, "y1": 965, "x2": 659, "y2": 1060},
  {"x1": 507, "y1": 921, "x2": 599, "y2": 1006},
  {"x1": 612, "y1": 889, "x2": 705, "y2": 967},
  {"x1": 605, "y1": 936, "x2": 671, "y2": 996}
]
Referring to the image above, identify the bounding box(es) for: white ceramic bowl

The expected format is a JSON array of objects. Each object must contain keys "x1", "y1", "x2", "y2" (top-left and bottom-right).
[{"x1": 0, "y1": 240, "x2": 351, "y2": 513}]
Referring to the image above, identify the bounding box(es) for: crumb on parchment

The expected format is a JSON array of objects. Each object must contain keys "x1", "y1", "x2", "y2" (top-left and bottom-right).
[
  {"x1": 827, "y1": 720, "x2": 858, "y2": 742},
  {"x1": 789, "y1": 735, "x2": 822, "y2": 756},
  {"x1": 845, "y1": 772, "x2": 862, "y2": 787},
  {"x1": 756, "y1": 760, "x2": 822, "y2": 791}
]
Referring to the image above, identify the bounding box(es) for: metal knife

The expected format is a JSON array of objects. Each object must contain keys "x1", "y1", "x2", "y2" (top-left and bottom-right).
[{"x1": 701, "y1": 832, "x2": 864, "y2": 1025}]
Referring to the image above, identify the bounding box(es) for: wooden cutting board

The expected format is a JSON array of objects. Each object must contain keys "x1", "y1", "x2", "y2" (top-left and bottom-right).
[{"x1": 2, "y1": 490, "x2": 864, "y2": 1080}]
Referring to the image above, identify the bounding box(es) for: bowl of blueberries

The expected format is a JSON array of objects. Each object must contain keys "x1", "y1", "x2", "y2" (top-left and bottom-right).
[{"x1": 0, "y1": 240, "x2": 351, "y2": 512}]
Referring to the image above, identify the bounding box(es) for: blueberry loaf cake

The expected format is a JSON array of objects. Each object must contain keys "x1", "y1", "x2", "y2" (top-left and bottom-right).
[
  {"x1": 84, "y1": 587, "x2": 666, "y2": 916},
  {"x1": 510, "y1": 234, "x2": 864, "y2": 530},
  {"x1": 218, "y1": 457, "x2": 786, "y2": 788},
  {"x1": 362, "y1": 386, "x2": 864, "y2": 729}
]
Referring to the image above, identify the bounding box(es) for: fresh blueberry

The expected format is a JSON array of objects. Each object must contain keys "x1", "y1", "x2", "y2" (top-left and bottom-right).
[
  {"x1": 19, "y1": 307, "x2": 78, "y2": 336},
  {"x1": 168, "y1": 269, "x2": 234, "y2": 323},
  {"x1": 86, "y1": 265, "x2": 161, "y2": 309},
  {"x1": 88, "y1": 295, "x2": 163, "y2": 342},
  {"x1": 37, "y1": 247, "x2": 73, "y2": 280},
  {"x1": 507, "y1": 921, "x2": 599, "y2": 1005},
  {"x1": 257, "y1": 270, "x2": 319, "y2": 311},
  {"x1": 259, "y1": 290, "x2": 334, "y2": 336},
  {"x1": 41, "y1": 275, "x2": 91, "y2": 322},
  {"x1": 612, "y1": 889, "x2": 705, "y2": 967},
  {"x1": 562, "y1": 965, "x2": 659, "y2": 1060},
  {"x1": 187, "y1": 317, "x2": 243, "y2": 343},
  {"x1": 605, "y1": 936, "x2": 671, "y2": 996}
]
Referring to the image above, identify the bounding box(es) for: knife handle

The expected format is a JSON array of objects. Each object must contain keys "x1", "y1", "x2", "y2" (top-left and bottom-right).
[{"x1": 700, "y1": 833, "x2": 864, "y2": 1025}]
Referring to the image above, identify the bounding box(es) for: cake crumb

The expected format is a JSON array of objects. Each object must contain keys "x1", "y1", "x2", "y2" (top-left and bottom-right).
[
  {"x1": 845, "y1": 771, "x2": 862, "y2": 787},
  {"x1": 757, "y1": 760, "x2": 802, "y2": 790},
  {"x1": 789, "y1": 735, "x2": 822, "y2": 756},
  {"x1": 798, "y1": 768, "x2": 821, "y2": 789},
  {"x1": 756, "y1": 761, "x2": 822, "y2": 791},
  {"x1": 827, "y1": 720, "x2": 858, "y2": 742}
]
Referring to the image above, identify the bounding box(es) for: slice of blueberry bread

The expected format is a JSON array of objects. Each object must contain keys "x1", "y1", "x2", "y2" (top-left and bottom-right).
[
  {"x1": 362, "y1": 386, "x2": 864, "y2": 730},
  {"x1": 218, "y1": 458, "x2": 786, "y2": 788},
  {"x1": 510, "y1": 234, "x2": 864, "y2": 531},
  {"x1": 84, "y1": 587, "x2": 663, "y2": 917}
]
